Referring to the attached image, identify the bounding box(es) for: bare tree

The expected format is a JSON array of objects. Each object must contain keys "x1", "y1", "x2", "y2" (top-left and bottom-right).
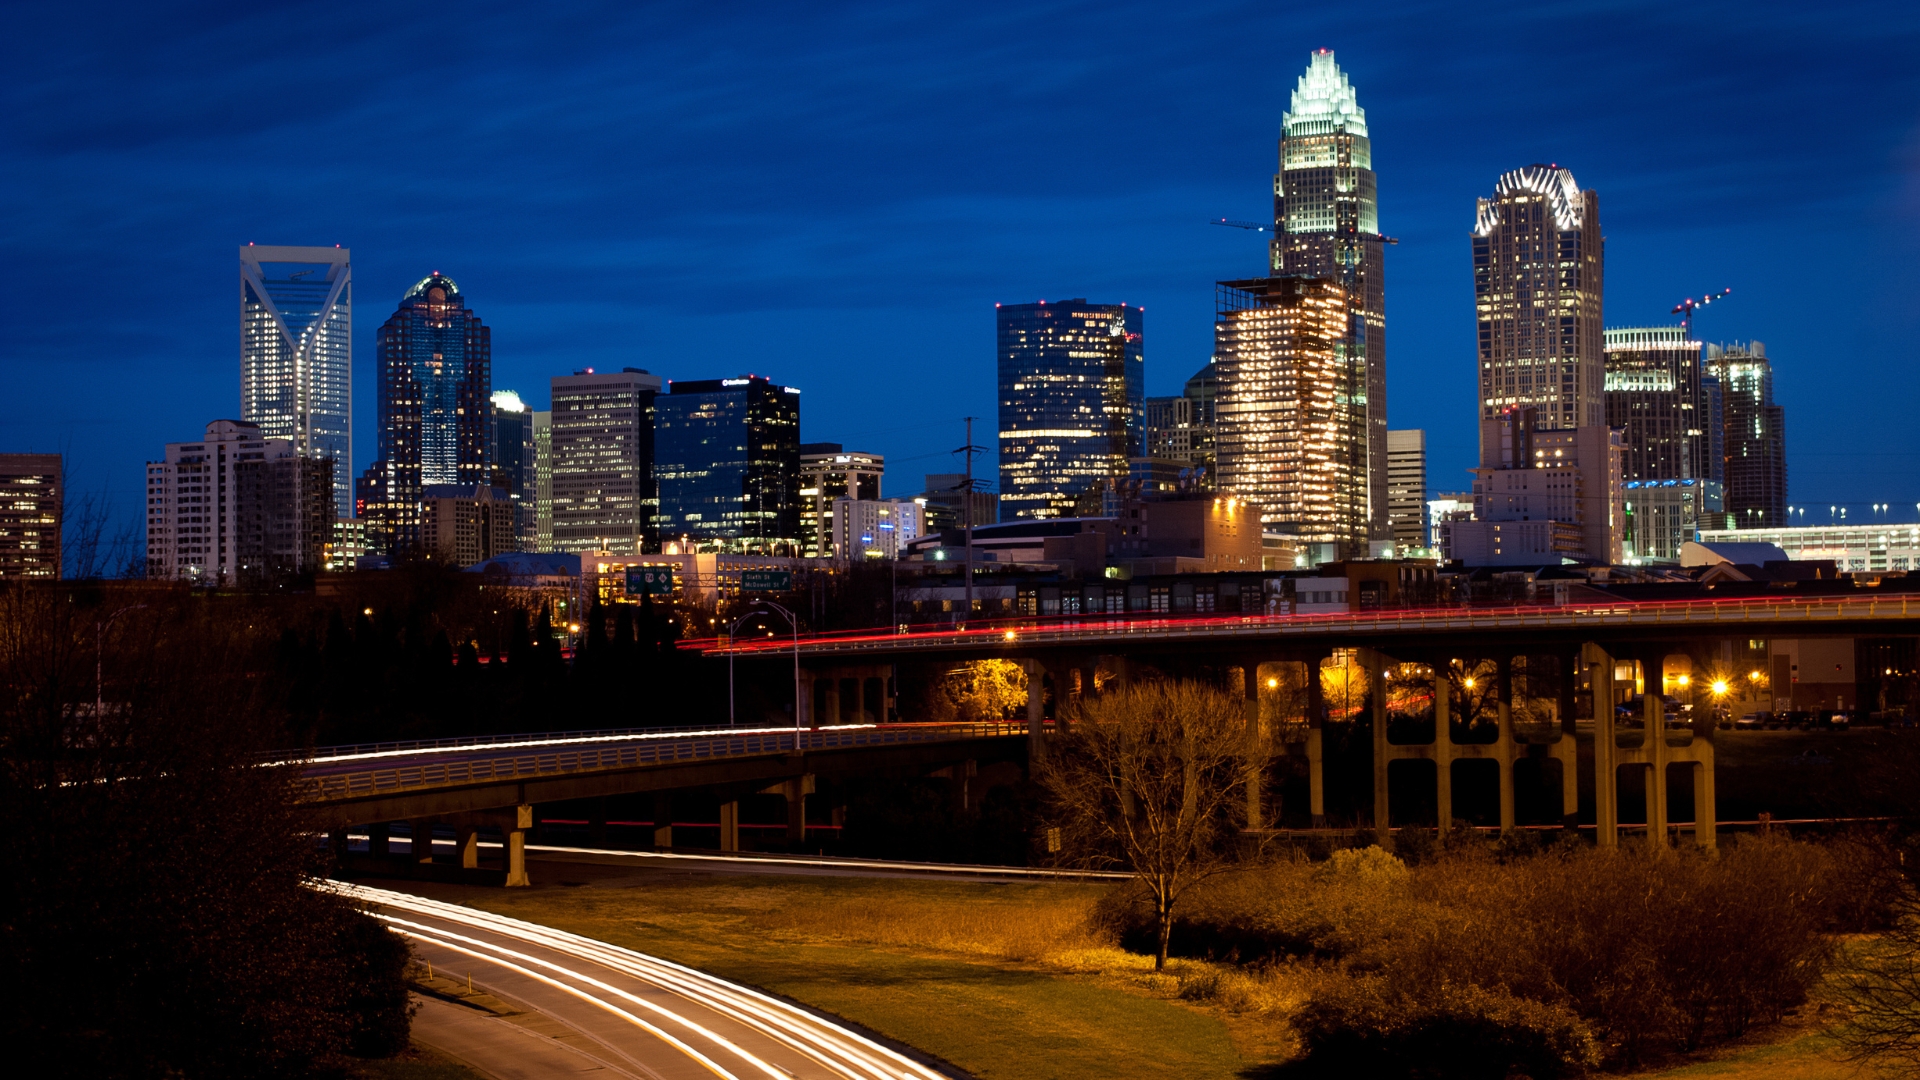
[{"x1": 1039, "y1": 679, "x2": 1269, "y2": 970}]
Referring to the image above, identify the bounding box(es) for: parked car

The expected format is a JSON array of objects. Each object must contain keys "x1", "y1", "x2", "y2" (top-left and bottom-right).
[{"x1": 1735, "y1": 710, "x2": 1772, "y2": 730}]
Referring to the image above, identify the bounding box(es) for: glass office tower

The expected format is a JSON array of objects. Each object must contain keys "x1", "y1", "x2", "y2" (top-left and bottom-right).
[
  {"x1": 239, "y1": 244, "x2": 352, "y2": 517},
  {"x1": 491, "y1": 389, "x2": 536, "y2": 550},
  {"x1": 1605, "y1": 326, "x2": 1724, "y2": 560},
  {"x1": 996, "y1": 300, "x2": 1144, "y2": 520},
  {"x1": 1272, "y1": 50, "x2": 1389, "y2": 543},
  {"x1": 654, "y1": 376, "x2": 802, "y2": 553},
  {"x1": 363, "y1": 274, "x2": 491, "y2": 554},
  {"x1": 1706, "y1": 341, "x2": 1788, "y2": 528}
]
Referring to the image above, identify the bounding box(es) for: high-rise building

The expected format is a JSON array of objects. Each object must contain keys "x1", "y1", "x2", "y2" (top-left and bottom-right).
[
  {"x1": 831, "y1": 499, "x2": 924, "y2": 560},
  {"x1": 996, "y1": 300, "x2": 1144, "y2": 520},
  {"x1": 491, "y1": 389, "x2": 535, "y2": 550},
  {"x1": 1386, "y1": 429, "x2": 1427, "y2": 552},
  {"x1": 1271, "y1": 49, "x2": 1390, "y2": 544},
  {"x1": 0, "y1": 454, "x2": 62, "y2": 579},
  {"x1": 1706, "y1": 341, "x2": 1788, "y2": 529},
  {"x1": 919, "y1": 473, "x2": 999, "y2": 534},
  {"x1": 360, "y1": 274, "x2": 492, "y2": 555},
  {"x1": 1473, "y1": 166, "x2": 1605, "y2": 442},
  {"x1": 1604, "y1": 326, "x2": 1725, "y2": 561},
  {"x1": 240, "y1": 245, "x2": 353, "y2": 518},
  {"x1": 1213, "y1": 276, "x2": 1361, "y2": 551},
  {"x1": 655, "y1": 376, "x2": 801, "y2": 553},
  {"x1": 146, "y1": 420, "x2": 331, "y2": 585},
  {"x1": 550, "y1": 369, "x2": 662, "y2": 555},
  {"x1": 532, "y1": 409, "x2": 553, "y2": 550},
  {"x1": 799, "y1": 444, "x2": 883, "y2": 557},
  {"x1": 1142, "y1": 362, "x2": 1219, "y2": 483}
]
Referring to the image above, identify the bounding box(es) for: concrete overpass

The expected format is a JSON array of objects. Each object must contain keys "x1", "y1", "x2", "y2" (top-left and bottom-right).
[{"x1": 703, "y1": 593, "x2": 1920, "y2": 855}]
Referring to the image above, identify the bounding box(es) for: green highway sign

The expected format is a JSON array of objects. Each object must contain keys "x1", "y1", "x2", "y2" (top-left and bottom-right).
[
  {"x1": 739, "y1": 569, "x2": 792, "y2": 592},
  {"x1": 625, "y1": 565, "x2": 675, "y2": 596}
]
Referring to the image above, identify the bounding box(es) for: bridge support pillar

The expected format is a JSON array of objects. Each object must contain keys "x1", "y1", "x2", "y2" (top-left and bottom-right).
[
  {"x1": 761, "y1": 775, "x2": 816, "y2": 843},
  {"x1": 409, "y1": 820, "x2": 437, "y2": 863},
  {"x1": 1589, "y1": 644, "x2": 1619, "y2": 848},
  {"x1": 1305, "y1": 655, "x2": 1328, "y2": 827},
  {"x1": 1433, "y1": 666, "x2": 1455, "y2": 837},
  {"x1": 460, "y1": 827, "x2": 480, "y2": 869},
  {"x1": 718, "y1": 800, "x2": 740, "y2": 852},
  {"x1": 1692, "y1": 756, "x2": 1717, "y2": 851},
  {"x1": 367, "y1": 821, "x2": 390, "y2": 858},
  {"x1": 505, "y1": 804, "x2": 532, "y2": 887},
  {"x1": 1557, "y1": 650, "x2": 1581, "y2": 830},
  {"x1": 1024, "y1": 659, "x2": 1046, "y2": 765},
  {"x1": 1644, "y1": 690, "x2": 1670, "y2": 852},
  {"x1": 1080, "y1": 661, "x2": 1098, "y2": 703},
  {"x1": 1241, "y1": 661, "x2": 1264, "y2": 830},
  {"x1": 651, "y1": 792, "x2": 674, "y2": 849},
  {"x1": 1369, "y1": 651, "x2": 1390, "y2": 836},
  {"x1": 1496, "y1": 658, "x2": 1516, "y2": 836}
]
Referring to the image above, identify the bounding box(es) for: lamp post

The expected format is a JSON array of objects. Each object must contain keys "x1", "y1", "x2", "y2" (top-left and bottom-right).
[{"x1": 741, "y1": 599, "x2": 803, "y2": 751}]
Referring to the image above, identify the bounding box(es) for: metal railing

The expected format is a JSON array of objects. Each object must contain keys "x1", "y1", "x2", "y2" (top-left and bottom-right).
[
  {"x1": 303, "y1": 721, "x2": 1028, "y2": 803},
  {"x1": 281, "y1": 723, "x2": 776, "y2": 765},
  {"x1": 698, "y1": 594, "x2": 1920, "y2": 658}
]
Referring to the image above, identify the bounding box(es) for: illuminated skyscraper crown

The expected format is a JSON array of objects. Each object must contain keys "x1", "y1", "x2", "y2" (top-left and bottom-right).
[
  {"x1": 1476, "y1": 165, "x2": 1584, "y2": 235},
  {"x1": 1284, "y1": 49, "x2": 1367, "y2": 138}
]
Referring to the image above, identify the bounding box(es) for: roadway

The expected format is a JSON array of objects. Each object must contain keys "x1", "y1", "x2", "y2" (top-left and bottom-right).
[{"x1": 339, "y1": 882, "x2": 954, "y2": 1080}]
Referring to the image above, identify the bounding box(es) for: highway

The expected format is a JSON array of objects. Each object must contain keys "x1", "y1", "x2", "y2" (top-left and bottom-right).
[{"x1": 339, "y1": 882, "x2": 953, "y2": 1080}]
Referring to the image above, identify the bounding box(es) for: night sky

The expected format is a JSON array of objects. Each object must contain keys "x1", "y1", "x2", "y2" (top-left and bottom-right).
[{"x1": 6, "y1": 1, "x2": 1919, "y2": 548}]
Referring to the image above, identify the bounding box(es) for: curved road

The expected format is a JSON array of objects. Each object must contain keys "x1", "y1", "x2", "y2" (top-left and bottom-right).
[{"x1": 338, "y1": 883, "x2": 951, "y2": 1080}]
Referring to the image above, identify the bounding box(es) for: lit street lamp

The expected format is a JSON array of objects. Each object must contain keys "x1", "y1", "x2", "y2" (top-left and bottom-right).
[{"x1": 727, "y1": 600, "x2": 804, "y2": 749}]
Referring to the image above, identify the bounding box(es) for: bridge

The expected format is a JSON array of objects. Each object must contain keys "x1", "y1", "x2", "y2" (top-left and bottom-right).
[
  {"x1": 299, "y1": 721, "x2": 1028, "y2": 886},
  {"x1": 705, "y1": 593, "x2": 1920, "y2": 856}
]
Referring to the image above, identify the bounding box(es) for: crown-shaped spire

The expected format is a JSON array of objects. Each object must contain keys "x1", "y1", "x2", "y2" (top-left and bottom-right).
[{"x1": 1284, "y1": 49, "x2": 1367, "y2": 138}]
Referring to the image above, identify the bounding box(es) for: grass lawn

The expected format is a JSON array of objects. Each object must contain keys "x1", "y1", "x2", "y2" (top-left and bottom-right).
[
  {"x1": 1639, "y1": 1030, "x2": 1902, "y2": 1080},
  {"x1": 351, "y1": 1042, "x2": 489, "y2": 1080},
  {"x1": 399, "y1": 867, "x2": 1258, "y2": 1080}
]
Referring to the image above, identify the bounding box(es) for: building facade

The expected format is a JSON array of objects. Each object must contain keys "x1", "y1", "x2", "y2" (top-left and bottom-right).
[
  {"x1": 1706, "y1": 341, "x2": 1788, "y2": 529},
  {"x1": 996, "y1": 300, "x2": 1144, "y2": 520},
  {"x1": 1213, "y1": 275, "x2": 1362, "y2": 551},
  {"x1": 0, "y1": 454, "x2": 61, "y2": 579},
  {"x1": 239, "y1": 245, "x2": 353, "y2": 518},
  {"x1": 491, "y1": 389, "x2": 536, "y2": 550},
  {"x1": 800, "y1": 444, "x2": 883, "y2": 557},
  {"x1": 1699, "y1": 523, "x2": 1920, "y2": 575},
  {"x1": 1141, "y1": 361, "x2": 1219, "y2": 485},
  {"x1": 532, "y1": 409, "x2": 553, "y2": 550},
  {"x1": 550, "y1": 369, "x2": 662, "y2": 555},
  {"x1": 1272, "y1": 49, "x2": 1389, "y2": 544},
  {"x1": 831, "y1": 498, "x2": 924, "y2": 560},
  {"x1": 422, "y1": 484, "x2": 516, "y2": 567},
  {"x1": 146, "y1": 420, "x2": 331, "y2": 585},
  {"x1": 1386, "y1": 429, "x2": 1427, "y2": 553},
  {"x1": 918, "y1": 473, "x2": 999, "y2": 534},
  {"x1": 1604, "y1": 326, "x2": 1724, "y2": 561},
  {"x1": 654, "y1": 376, "x2": 802, "y2": 553}
]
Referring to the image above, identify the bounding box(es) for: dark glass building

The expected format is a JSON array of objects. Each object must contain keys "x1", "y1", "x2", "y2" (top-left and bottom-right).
[
  {"x1": 364, "y1": 274, "x2": 490, "y2": 554},
  {"x1": 1604, "y1": 326, "x2": 1725, "y2": 560},
  {"x1": 655, "y1": 376, "x2": 802, "y2": 552},
  {"x1": 490, "y1": 389, "x2": 535, "y2": 549},
  {"x1": 996, "y1": 300, "x2": 1143, "y2": 520},
  {"x1": 1271, "y1": 49, "x2": 1389, "y2": 543},
  {"x1": 1706, "y1": 341, "x2": 1788, "y2": 528}
]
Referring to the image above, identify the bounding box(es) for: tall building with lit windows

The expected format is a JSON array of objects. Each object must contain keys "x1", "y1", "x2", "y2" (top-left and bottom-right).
[
  {"x1": 0, "y1": 454, "x2": 62, "y2": 579},
  {"x1": 1271, "y1": 49, "x2": 1390, "y2": 543},
  {"x1": 359, "y1": 274, "x2": 491, "y2": 555},
  {"x1": 1605, "y1": 326, "x2": 1724, "y2": 561},
  {"x1": 799, "y1": 444, "x2": 883, "y2": 557},
  {"x1": 1213, "y1": 276, "x2": 1359, "y2": 552},
  {"x1": 996, "y1": 300, "x2": 1144, "y2": 520},
  {"x1": 550, "y1": 368, "x2": 663, "y2": 555},
  {"x1": 239, "y1": 245, "x2": 352, "y2": 517},
  {"x1": 1706, "y1": 341, "x2": 1788, "y2": 529},
  {"x1": 654, "y1": 376, "x2": 802, "y2": 553},
  {"x1": 1472, "y1": 165, "x2": 1605, "y2": 442}
]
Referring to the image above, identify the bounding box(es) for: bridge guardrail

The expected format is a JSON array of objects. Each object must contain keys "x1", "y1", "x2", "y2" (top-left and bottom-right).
[
  {"x1": 698, "y1": 595, "x2": 1920, "y2": 658},
  {"x1": 278, "y1": 722, "x2": 770, "y2": 765},
  {"x1": 303, "y1": 721, "x2": 1027, "y2": 803}
]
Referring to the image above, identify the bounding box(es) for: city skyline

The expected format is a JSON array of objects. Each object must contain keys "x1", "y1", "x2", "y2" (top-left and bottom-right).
[{"x1": 5, "y1": 4, "x2": 1919, "y2": 552}]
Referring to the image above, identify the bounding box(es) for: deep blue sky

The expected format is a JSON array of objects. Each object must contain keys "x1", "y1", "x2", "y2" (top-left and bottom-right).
[{"x1": 5, "y1": 1, "x2": 1919, "y2": 540}]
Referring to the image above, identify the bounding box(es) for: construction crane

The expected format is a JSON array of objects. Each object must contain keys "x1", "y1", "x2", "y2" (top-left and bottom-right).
[
  {"x1": 1211, "y1": 218, "x2": 1271, "y2": 233},
  {"x1": 1671, "y1": 287, "x2": 1732, "y2": 336}
]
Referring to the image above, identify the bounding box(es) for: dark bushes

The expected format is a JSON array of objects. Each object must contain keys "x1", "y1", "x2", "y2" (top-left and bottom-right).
[{"x1": 1295, "y1": 977, "x2": 1598, "y2": 1080}]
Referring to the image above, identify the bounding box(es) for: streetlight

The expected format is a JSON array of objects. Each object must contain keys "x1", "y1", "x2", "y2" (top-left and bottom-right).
[{"x1": 729, "y1": 600, "x2": 804, "y2": 749}]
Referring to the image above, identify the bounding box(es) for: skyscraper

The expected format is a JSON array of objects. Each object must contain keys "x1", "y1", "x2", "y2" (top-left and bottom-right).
[
  {"x1": 1604, "y1": 326, "x2": 1724, "y2": 561},
  {"x1": 532, "y1": 409, "x2": 553, "y2": 550},
  {"x1": 491, "y1": 389, "x2": 535, "y2": 550},
  {"x1": 550, "y1": 369, "x2": 662, "y2": 554},
  {"x1": 799, "y1": 444, "x2": 884, "y2": 557},
  {"x1": 1706, "y1": 341, "x2": 1788, "y2": 528},
  {"x1": 996, "y1": 300, "x2": 1144, "y2": 520},
  {"x1": 240, "y1": 245, "x2": 352, "y2": 518},
  {"x1": 1386, "y1": 429, "x2": 1427, "y2": 553},
  {"x1": 1473, "y1": 165, "x2": 1605, "y2": 440},
  {"x1": 1213, "y1": 276, "x2": 1359, "y2": 553},
  {"x1": 1271, "y1": 49, "x2": 1389, "y2": 544},
  {"x1": 1141, "y1": 362, "x2": 1219, "y2": 483},
  {"x1": 655, "y1": 376, "x2": 802, "y2": 553},
  {"x1": 0, "y1": 454, "x2": 61, "y2": 579},
  {"x1": 361, "y1": 274, "x2": 491, "y2": 555}
]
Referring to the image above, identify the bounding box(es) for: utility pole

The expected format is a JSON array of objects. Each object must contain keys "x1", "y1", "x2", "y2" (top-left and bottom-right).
[{"x1": 957, "y1": 417, "x2": 985, "y2": 629}]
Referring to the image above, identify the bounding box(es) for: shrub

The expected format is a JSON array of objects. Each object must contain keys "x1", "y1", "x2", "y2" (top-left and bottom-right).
[{"x1": 1296, "y1": 975, "x2": 1599, "y2": 1079}]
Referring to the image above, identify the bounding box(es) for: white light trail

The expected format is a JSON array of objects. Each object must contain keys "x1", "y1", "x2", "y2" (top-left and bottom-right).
[
  {"x1": 341, "y1": 883, "x2": 950, "y2": 1080},
  {"x1": 303, "y1": 723, "x2": 882, "y2": 766},
  {"x1": 527, "y1": 844, "x2": 1130, "y2": 880}
]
